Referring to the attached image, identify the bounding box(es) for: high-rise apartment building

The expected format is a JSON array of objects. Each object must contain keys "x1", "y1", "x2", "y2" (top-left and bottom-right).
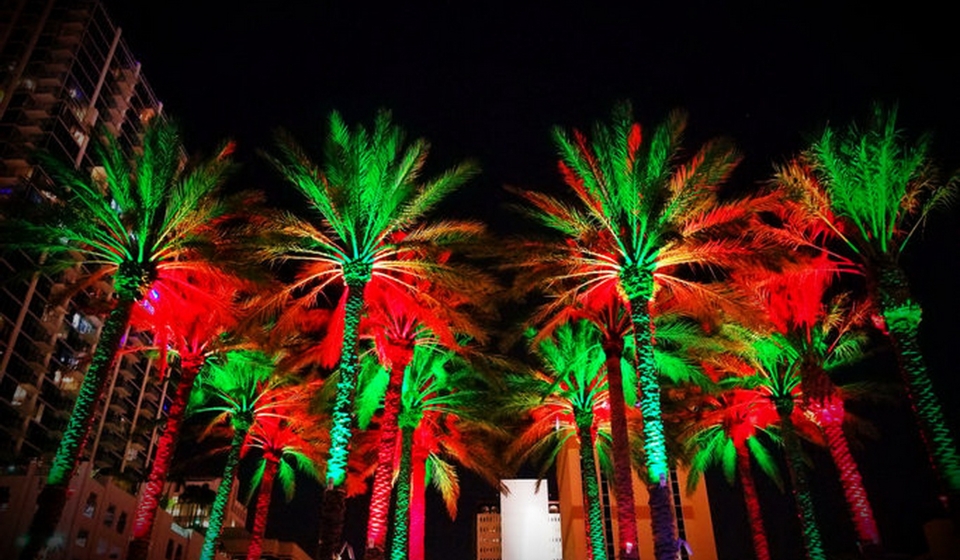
[{"x1": 0, "y1": 0, "x2": 168, "y2": 482}]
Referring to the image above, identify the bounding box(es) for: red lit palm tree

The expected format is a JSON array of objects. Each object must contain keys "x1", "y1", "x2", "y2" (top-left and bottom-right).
[
  {"x1": 186, "y1": 350, "x2": 304, "y2": 560},
  {"x1": 511, "y1": 102, "x2": 754, "y2": 560},
  {"x1": 260, "y1": 110, "x2": 480, "y2": 559},
  {"x1": 684, "y1": 387, "x2": 781, "y2": 560},
  {"x1": 780, "y1": 107, "x2": 960, "y2": 509},
  {"x1": 242, "y1": 409, "x2": 326, "y2": 560},
  {"x1": 126, "y1": 270, "x2": 247, "y2": 560},
  {"x1": 376, "y1": 342, "x2": 501, "y2": 560},
  {"x1": 355, "y1": 271, "x2": 495, "y2": 560},
  {"x1": 4, "y1": 119, "x2": 235, "y2": 560}
]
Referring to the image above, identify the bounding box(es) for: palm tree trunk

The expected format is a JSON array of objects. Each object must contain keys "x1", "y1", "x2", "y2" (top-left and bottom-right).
[
  {"x1": 319, "y1": 279, "x2": 367, "y2": 560},
  {"x1": 390, "y1": 425, "x2": 415, "y2": 560},
  {"x1": 128, "y1": 355, "x2": 205, "y2": 560},
  {"x1": 409, "y1": 446, "x2": 427, "y2": 560},
  {"x1": 816, "y1": 403, "x2": 882, "y2": 551},
  {"x1": 20, "y1": 296, "x2": 135, "y2": 560},
  {"x1": 775, "y1": 398, "x2": 826, "y2": 560},
  {"x1": 601, "y1": 340, "x2": 642, "y2": 560},
  {"x1": 576, "y1": 411, "x2": 609, "y2": 560},
  {"x1": 624, "y1": 269, "x2": 676, "y2": 560},
  {"x1": 200, "y1": 426, "x2": 248, "y2": 560},
  {"x1": 877, "y1": 264, "x2": 960, "y2": 512},
  {"x1": 737, "y1": 446, "x2": 771, "y2": 560},
  {"x1": 247, "y1": 457, "x2": 280, "y2": 560},
  {"x1": 365, "y1": 352, "x2": 412, "y2": 560}
]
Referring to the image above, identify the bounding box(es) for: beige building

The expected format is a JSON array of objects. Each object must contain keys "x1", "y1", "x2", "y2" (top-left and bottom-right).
[{"x1": 0, "y1": 461, "x2": 247, "y2": 560}]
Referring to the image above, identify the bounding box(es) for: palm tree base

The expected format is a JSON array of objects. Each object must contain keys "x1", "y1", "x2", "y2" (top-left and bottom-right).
[
  {"x1": 127, "y1": 537, "x2": 150, "y2": 560},
  {"x1": 20, "y1": 482, "x2": 69, "y2": 560},
  {"x1": 317, "y1": 486, "x2": 346, "y2": 560}
]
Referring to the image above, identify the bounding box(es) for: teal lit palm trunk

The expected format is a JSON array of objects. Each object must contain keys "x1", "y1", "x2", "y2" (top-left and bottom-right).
[
  {"x1": 319, "y1": 266, "x2": 370, "y2": 560},
  {"x1": 128, "y1": 355, "x2": 205, "y2": 560},
  {"x1": 365, "y1": 349, "x2": 412, "y2": 560},
  {"x1": 247, "y1": 457, "x2": 279, "y2": 560},
  {"x1": 774, "y1": 398, "x2": 826, "y2": 560},
  {"x1": 390, "y1": 425, "x2": 415, "y2": 560},
  {"x1": 876, "y1": 264, "x2": 960, "y2": 509},
  {"x1": 576, "y1": 411, "x2": 608, "y2": 560},
  {"x1": 20, "y1": 286, "x2": 137, "y2": 560},
  {"x1": 200, "y1": 423, "x2": 249, "y2": 560},
  {"x1": 737, "y1": 446, "x2": 771, "y2": 560},
  {"x1": 623, "y1": 266, "x2": 677, "y2": 560}
]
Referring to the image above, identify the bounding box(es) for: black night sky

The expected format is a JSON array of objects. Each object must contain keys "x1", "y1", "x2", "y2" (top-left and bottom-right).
[{"x1": 100, "y1": 2, "x2": 960, "y2": 559}]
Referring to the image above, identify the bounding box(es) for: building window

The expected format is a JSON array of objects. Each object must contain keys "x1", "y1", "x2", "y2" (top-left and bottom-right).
[
  {"x1": 165, "y1": 539, "x2": 174, "y2": 560},
  {"x1": 83, "y1": 492, "x2": 97, "y2": 517},
  {"x1": 104, "y1": 504, "x2": 116, "y2": 527},
  {"x1": 75, "y1": 529, "x2": 89, "y2": 547},
  {"x1": 0, "y1": 486, "x2": 9, "y2": 511},
  {"x1": 174, "y1": 544, "x2": 183, "y2": 560},
  {"x1": 116, "y1": 511, "x2": 128, "y2": 533}
]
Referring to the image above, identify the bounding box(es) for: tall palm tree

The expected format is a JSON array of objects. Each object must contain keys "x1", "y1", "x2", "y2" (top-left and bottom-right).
[
  {"x1": 187, "y1": 350, "x2": 303, "y2": 560},
  {"x1": 684, "y1": 388, "x2": 781, "y2": 560},
  {"x1": 783, "y1": 106, "x2": 960, "y2": 509},
  {"x1": 511, "y1": 101, "x2": 753, "y2": 560},
  {"x1": 3, "y1": 119, "x2": 235, "y2": 560},
  {"x1": 127, "y1": 270, "x2": 246, "y2": 560},
  {"x1": 242, "y1": 410, "x2": 326, "y2": 560},
  {"x1": 260, "y1": 110, "x2": 480, "y2": 559},
  {"x1": 504, "y1": 320, "x2": 628, "y2": 560},
  {"x1": 382, "y1": 342, "x2": 501, "y2": 560}
]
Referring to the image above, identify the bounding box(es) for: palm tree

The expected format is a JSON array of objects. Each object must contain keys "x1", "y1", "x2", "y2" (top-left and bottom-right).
[
  {"x1": 511, "y1": 101, "x2": 753, "y2": 560},
  {"x1": 684, "y1": 388, "x2": 781, "y2": 560},
  {"x1": 505, "y1": 320, "x2": 628, "y2": 560},
  {"x1": 3, "y1": 119, "x2": 235, "y2": 560},
  {"x1": 260, "y1": 110, "x2": 480, "y2": 559},
  {"x1": 381, "y1": 342, "x2": 501, "y2": 560},
  {"x1": 354, "y1": 273, "x2": 495, "y2": 560},
  {"x1": 242, "y1": 410, "x2": 326, "y2": 560},
  {"x1": 784, "y1": 106, "x2": 960, "y2": 509},
  {"x1": 187, "y1": 350, "x2": 303, "y2": 560},
  {"x1": 127, "y1": 270, "x2": 246, "y2": 560}
]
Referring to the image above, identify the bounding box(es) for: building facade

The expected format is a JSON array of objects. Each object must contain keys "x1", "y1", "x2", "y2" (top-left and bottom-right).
[{"x1": 0, "y1": 0, "x2": 166, "y2": 482}]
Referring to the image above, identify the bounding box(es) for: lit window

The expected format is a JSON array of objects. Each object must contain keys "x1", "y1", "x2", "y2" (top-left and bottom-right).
[
  {"x1": 83, "y1": 492, "x2": 97, "y2": 517},
  {"x1": 75, "y1": 529, "x2": 89, "y2": 547}
]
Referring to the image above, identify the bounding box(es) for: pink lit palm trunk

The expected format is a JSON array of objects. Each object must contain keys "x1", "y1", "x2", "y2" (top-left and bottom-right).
[
  {"x1": 246, "y1": 458, "x2": 280, "y2": 560},
  {"x1": 737, "y1": 446, "x2": 771, "y2": 560},
  {"x1": 813, "y1": 399, "x2": 881, "y2": 550},
  {"x1": 128, "y1": 355, "x2": 205, "y2": 560},
  {"x1": 409, "y1": 447, "x2": 427, "y2": 560},
  {"x1": 601, "y1": 340, "x2": 641, "y2": 560},
  {"x1": 365, "y1": 345, "x2": 414, "y2": 560}
]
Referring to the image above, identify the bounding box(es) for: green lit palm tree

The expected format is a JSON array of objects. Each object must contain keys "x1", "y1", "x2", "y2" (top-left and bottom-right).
[
  {"x1": 260, "y1": 110, "x2": 480, "y2": 559},
  {"x1": 187, "y1": 350, "x2": 303, "y2": 560},
  {"x1": 511, "y1": 101, "x2": 752, "y2": 560},
  {"x1": 780, "y1": 106, "x2": 960, "y2": 508},
  {"x1": 504, "y1": 320, "x2": 631, "y2": 560},
  {"x1": 4, "y1": 119, "x2": 235, "y2": 560}
]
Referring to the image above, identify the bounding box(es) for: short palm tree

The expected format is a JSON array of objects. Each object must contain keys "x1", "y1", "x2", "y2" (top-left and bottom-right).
[
  {"x1": 504, "y1": 320, "x2": 628, "y2": 560},
  {"x1": 260, "y1": 110, "x2": 480, "y2": 559},
  {"x1": 783, "y1": 106, "x2": 960, "y2": 508},
  {"x1": 187, "y1": 350, "x2": 303, "y2": 560},
  {"x1": 127, "y1": 270, "x2": 246, "y2": 560},
  {"x1": 4, "y1": 119, "x2": 235, "y2": 560},
  {"x1": 381, "y1": 342, "x2": 501, "y2": 560},
  {"x1": 511, "y1": 102, "x2": 756, "y2": 560},
  {"x1": 242, "y1": 410, "x2": 326, "y2": 560},
  {"x1": 684, "y1": 387, "x2": 781, "y2": 560}
]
